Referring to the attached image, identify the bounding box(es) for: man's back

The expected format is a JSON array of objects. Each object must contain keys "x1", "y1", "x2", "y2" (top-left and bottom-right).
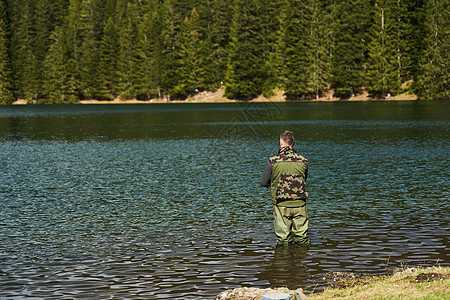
[{"x1": 269, "y1": 146, "x2": 308, "y2": 207}]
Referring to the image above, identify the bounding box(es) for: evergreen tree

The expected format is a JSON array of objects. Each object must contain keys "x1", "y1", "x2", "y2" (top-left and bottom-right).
[
  {"x1": 331, "y1": 0, "x2": 370, "y2": 98},
  {"x1": 9, "y1": 0, "x2": 38, "y2": 100},
  {"x1": 45, "y1": 26, "x2": 76, "y2": 103},
  {"x1": 307, "y1": 0, "x2": 329, "y2": 99},
  {"x1": 195, "y1": 0, "x2": 216, "y2": 91},
  {"x1": 280, "y1": 0, "x2": 328, "y2": 100},
  {"x1": 133, "y1": 0, "x2": 170, "y2": 100},
  {"x1": 275, "y1": 0, "x2": 288, "y2": 86},
  {"x1": 133, "y1": 12, "x2": 158, "y2": 100},
  {"x1": 391, "y1": 0, "x2": 413, "y2": 83},
  {"x1": 262, "y1": 0, "x2": 282, "y2": 88},
  {"x1": 117, "y1": 1, "x2": 139, "y2": 100},
  {"x1": 159, "y1": 0, "x2": 182, "y2": 97},
  {"x1": 225, "y1": 0, "x2": 275, "y2": 100},
  {"x1": 101, "y1": 0, "x2": 117, "y2": 20},
  {"x1": 62, "y1": 0, "x2": 83, "y2": 101},
  {"x1": 78, "y1": 0, "x2": 100, "y2": 99},
  {"x1": 415, "y1": 0, "x2": 450, "y2": 100},
  {"x1": 319, "y1": 0, "x2": 335, "y2": 87},
  {"x1": 98, "y1": 17, "x2": 120, "y2": 99},
  {"x1": 170, "y1": 8, "x2": 207, "y2": 98},
  {"x1": 0, "y1": 0, "x2": 14, "y2": 104},
  {"x1": 365, "y1": 0, "x2": 401, "y2": 98},
  {"x1": 33, "y1": 0, "x2": 56, "y2": 100},
  {"x1": 1, "y1": 0, "x2": 445, "y2": 103},
  {"x1": 201, "y1": 0, "x2": 231, "y2": 90},
  {"x1": 408, "y1": 0, "x2": 428, "y2": 80},
  {"x1": 172, "y1": 0, "x2": 199, "y2": 19},
  {"x1": 53, "y1": 0, "x2": 71, "y2": 25}
]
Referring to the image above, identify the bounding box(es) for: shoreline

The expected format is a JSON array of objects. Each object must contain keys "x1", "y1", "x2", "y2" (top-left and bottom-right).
[
  {"x1": 11, "y1": 87, "x2": 419, "y2": 105},
  {"x1": 216, "y1": 266, "x2": 450, "y2": 300},
  {"x1": 308, "y1": 266, "x2": 449, "y2": 299}
]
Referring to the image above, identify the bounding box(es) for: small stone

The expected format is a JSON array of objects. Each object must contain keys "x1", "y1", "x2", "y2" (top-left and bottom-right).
[
  {"x1": 262, "y1": 292, "x2": 290, "y2": 300},
  {"x1": 215, "y1": 287, "x2": 307, "y2": 300}
]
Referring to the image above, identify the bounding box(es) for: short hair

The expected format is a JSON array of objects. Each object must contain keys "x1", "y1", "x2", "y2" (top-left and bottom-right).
[{"x1": 280, "y1": 130, "x2": 295, "y2": 146}]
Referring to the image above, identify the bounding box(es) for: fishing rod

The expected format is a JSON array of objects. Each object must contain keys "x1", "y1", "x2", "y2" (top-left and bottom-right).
[{"x1": 232, "y1": 94, "x2": 271, "y2": 160}]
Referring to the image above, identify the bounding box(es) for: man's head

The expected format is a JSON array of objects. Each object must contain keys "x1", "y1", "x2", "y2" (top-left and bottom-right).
[{"x1": 280, "y1": 130, "x2": 295, "y2": 148}]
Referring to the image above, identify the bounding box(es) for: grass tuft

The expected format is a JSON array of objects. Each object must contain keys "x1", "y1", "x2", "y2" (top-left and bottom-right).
[{"x1": 309, "y1": 266, "x2": 450, "y2": 300}]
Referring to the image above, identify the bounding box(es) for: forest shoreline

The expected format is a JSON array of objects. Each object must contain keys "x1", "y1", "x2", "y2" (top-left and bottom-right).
[{"x1": 11, "y1": 87, "x2": 419, "y2": 105}]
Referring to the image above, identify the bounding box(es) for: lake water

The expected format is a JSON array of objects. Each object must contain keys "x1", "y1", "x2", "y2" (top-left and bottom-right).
[{"x1": 0, "y1": 101, "x2": 449, "y2": 299}]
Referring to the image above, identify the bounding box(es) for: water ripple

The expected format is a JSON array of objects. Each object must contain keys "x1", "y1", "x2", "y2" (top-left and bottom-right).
[{"x1": 1, "y1": 103, "x2": 449, "y2": 298}]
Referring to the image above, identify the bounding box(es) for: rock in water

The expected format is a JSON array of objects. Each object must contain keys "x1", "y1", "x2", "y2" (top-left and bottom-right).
[{"x1": 262, "y1": 292, "x2": 290, "y2": 300}]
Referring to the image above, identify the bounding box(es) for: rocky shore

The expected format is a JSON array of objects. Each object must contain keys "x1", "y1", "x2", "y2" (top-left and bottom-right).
[
  {"x1": 215, "y1": 266, "x2": 449, "y2": 300},
  {"x1": 216, "y1": 287, "x2": 307, "y2": 300}
]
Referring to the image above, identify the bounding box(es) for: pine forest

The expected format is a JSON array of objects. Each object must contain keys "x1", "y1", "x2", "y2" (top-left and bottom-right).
[{"x1": 0, "y1": 0, "x2": 448, "y2": 104}]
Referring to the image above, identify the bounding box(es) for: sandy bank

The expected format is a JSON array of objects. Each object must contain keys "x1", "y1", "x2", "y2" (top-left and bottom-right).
[
  {"x1": 12, "y1": 87, "x2": 418, "y2": 105},
  {"x1": 78, "y1": 88, "x2": 418, "y2": 104}
]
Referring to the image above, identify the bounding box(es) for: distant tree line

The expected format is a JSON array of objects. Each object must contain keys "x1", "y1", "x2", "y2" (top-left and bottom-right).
[{"x1": 0, "y1": 0, "x2": 448, "y2": 104}]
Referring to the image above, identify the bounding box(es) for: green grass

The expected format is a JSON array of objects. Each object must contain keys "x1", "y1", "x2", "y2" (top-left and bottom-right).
[{"x1": 309, "y1": 266, "x2": 450, "y2": 300}]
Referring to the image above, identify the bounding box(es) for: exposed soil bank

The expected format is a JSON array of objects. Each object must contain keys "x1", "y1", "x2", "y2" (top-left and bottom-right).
[
  {"x1": 79, "y1": 87, "x2": 418, "y2": 104},
  {"x1": 11, "y1": 87, "x2": 418, "y2": 105}
]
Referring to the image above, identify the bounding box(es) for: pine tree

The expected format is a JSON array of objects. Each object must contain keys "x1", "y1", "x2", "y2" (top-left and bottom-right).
[
  {"x1": 3, "y1": 0, "x2": 442, "y2": 104},
  {"x1": 133, "y1": 12, "x2": 158, "y2": 100},
  {"x1": 9, "y1": 0, "x2": 38, "y2": 101},
  {"x1": 170, "y1": 8, "x2": 207, "y2": 98},
  {"x1": 391, "y1": 0, "x2": 413, "y2": 83},
  {"x1": 45, "y1": 26, "x2": 75, "y2": 103},
  {"x1": 159, "y1": 0, "x2": 182, "y2": 97},
  {"x1": 275, "y1": 0, "x2": 288, "y2": 86},
  {"x1": 101, "y1": 0, "x2": 117, "y2": 20},
  {"x1": 78, "y1": 0, "x2": 100, "y2": 99},
  {"x1": 53, "y1": 0, "x2": 71, "y2": 25},
  {"x1": 62, "y1": 0, "x2": 83, "y2": 102},
  {"x1": 172, "y1": 0, "x2": 199, "y2": 19},
  {"x1": 0, "y1": 0, "x2": 14, "y2": 104},
  {"x1": 365, "y1": 0, "x2": 401, "y2": 98},
  {"x1": 331, "y1": 0, "x2": 370, "y2": 98},
  {"x1": 280, "y1": 0, "x2": 328, "y2": 100},
  {"x1": 308, "y1": 0, "x2": 329, "y2": 99},
  {"x1": 98, "y1": 17, "x2": 120, "y2": 99},
  {"x1": 33, "y1": 0, "x2": 56, "y2": 100},
  {"x1": 117, "y1": 1, "x2": 139, "y2": 100},
  {"x1": 225, "y1": 0, "x2": 275, "y2": 100},
  {"x1": 200, "y1": 0, "x2": 231, "y2": 90},
  {"x1": 415, "y1": 0, "x2": 450, "y2": 100},
  {"x1": 408, "y1": 0, "x2": 428, "y2": 80},
  {"x1": 132, "y1": 0, "x2": 172, "y2": 100},
  {"x1": 261, "y1": 0, "x2": 281, "y2": 89}
]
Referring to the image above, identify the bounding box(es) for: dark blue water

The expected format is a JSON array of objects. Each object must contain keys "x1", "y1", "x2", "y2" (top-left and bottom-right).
[{"x1": 0, "y1": 101, "x2": 448, "y2": 298}]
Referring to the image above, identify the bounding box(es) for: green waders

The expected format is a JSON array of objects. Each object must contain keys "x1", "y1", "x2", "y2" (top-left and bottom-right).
[{"x1": 273, "y1": 204, "x2": 310, "y2": 245}]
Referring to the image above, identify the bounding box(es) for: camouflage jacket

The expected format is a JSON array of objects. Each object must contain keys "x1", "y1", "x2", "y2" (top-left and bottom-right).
[{"x1": 261, "y1": 146, "x2": 308, "y2": 207}]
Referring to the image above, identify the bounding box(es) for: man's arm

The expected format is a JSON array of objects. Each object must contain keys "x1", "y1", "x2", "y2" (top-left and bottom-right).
[{"x1": 261, "y1": 161, "x2": 272, "y2": 187}]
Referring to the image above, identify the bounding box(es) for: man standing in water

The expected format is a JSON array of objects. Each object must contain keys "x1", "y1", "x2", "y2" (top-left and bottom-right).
[{"x1": 261, "y1": 130, "x2": 310, "y2": 245}]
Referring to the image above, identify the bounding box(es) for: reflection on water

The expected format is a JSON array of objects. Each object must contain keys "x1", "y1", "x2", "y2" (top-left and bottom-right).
[
  {"x1": 258, "y1": 245, "x2": 309, "y2": 289},
  {"x1": 0, "y1": 102, "x2": 449, "y2": 298}
]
